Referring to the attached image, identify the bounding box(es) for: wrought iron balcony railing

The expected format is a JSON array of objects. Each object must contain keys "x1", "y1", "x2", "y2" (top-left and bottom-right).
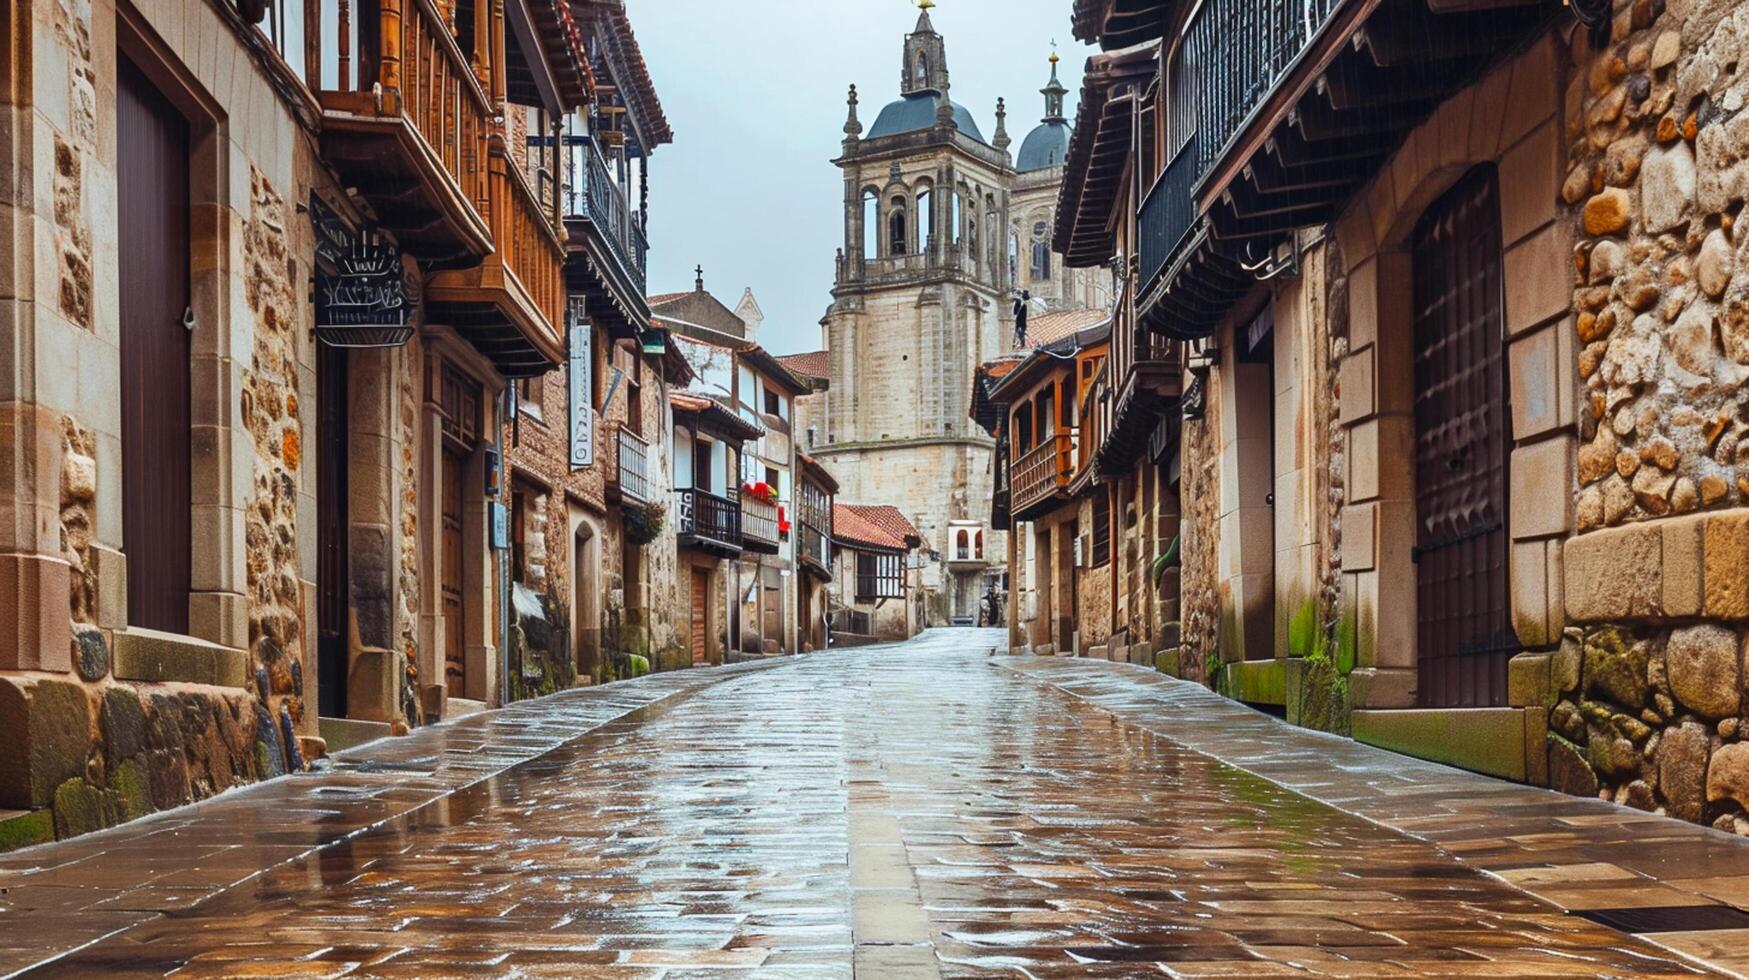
[
  {"x1": 1141, "y1": 0, "x2": 1343, "y2": 290},
  {"x1": 563, "y1": 135, "x2": 648, "y2": 295}
]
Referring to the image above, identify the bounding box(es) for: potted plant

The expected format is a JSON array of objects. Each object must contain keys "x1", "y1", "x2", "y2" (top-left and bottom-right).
[{"x1": 624, "y1": 499, "x2": 666, "y2": 546}]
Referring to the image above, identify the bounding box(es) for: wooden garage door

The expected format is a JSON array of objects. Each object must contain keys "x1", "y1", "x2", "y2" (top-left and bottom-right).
[
  {"x1": 118, "y1": 54, "x2": 192, "y2": 634},
  {"x1": 1411, "y1": 165, "x2": 1512, "y2": 709},
  {"x1": 690, "y1": 569, "x2": 709, "y2": 664}
]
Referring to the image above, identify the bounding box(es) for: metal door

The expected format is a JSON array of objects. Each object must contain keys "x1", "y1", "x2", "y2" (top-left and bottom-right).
[
  {"x1": 1411, "y1": 166, "x2": 1512, "y2": 708},
  {"x1": 118, "y1": 55, "x2": 192, "y2": 633}
]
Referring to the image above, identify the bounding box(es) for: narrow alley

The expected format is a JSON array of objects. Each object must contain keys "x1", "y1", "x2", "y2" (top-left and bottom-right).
[{"x1": 5, "y1": 631, "x2": 1741, "y2": 977}]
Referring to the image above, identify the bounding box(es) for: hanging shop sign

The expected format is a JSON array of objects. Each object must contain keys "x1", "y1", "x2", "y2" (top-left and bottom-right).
[
  {"x1": 311, "y1": 195, "x2": 414, "y2": 348},
  {"x1": 569, "y1": 305, "x2": 594, "y2": 468}
]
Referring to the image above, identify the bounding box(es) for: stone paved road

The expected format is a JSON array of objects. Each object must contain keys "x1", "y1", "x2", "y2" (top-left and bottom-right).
[{"x1": 17, "y1": 631, "x2": 1720, "y2": 977}]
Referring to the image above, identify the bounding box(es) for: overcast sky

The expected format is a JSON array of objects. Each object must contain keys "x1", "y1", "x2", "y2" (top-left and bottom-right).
[{"x1": 633, "y1": 0, "x2": 1092, "y2": 356}]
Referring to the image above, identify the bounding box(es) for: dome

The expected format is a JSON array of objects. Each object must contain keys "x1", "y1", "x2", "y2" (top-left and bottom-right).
[
  {"x1": 1017, "y1": 119, "x2": 1071, "y2": 171},
  {"x1": 866, "y1": 92, "x2": 987, "y2": 143}
]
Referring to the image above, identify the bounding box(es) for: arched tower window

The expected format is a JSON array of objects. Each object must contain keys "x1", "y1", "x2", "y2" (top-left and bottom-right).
[
  {"x1": 950, "y1": 190, "x2": 962, "y2": 245},
  {"x1": 916, "y1": 187, "x2": 933, "y2": 247},
  {"x1": 956, "y1": 529, "x2": 971, "y2": 560},
  {"x1": 975, "y1": 530, "x2": 985, "y2": 559},
  {"x1": 1007, "y1": 229, "x2": 1020, "y2": 287},
  {"x1": 1031, "y1": 219, "x2": 1051, "y2": 282},
  {"x1": 889, "y1": 201, "x2": 908, "y2": 256},
  {"x1": 915, "y1": 52, "x2": 929, "y2": 87},
  {"x1": 862, "y1": 189, "x2": 879, "y2": 259}
]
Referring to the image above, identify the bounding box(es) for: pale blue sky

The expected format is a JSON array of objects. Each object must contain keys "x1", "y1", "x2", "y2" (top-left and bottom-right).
[{"x1": 633, "y1": 0, "x2": 1093, "y2": 356}]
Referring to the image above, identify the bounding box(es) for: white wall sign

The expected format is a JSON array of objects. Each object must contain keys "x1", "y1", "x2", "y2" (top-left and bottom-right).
[{"x1": 569, "y1": 321, "x2": 593, "y2": 468}]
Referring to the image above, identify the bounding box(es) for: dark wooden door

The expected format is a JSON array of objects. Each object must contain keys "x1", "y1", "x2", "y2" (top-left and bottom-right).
[
  {"x1": 317, "y1": 342, "x2": 350, "y2": 717},
  {"x1": 118, "y1": 55, "x2": 192, "y2": 634},
  {"x1": 1411, "y1": 166, "x2": 1512, "y2": 708},
  {"x1": 442, "y1": 448, "x2": 468, "y2": 694},
  {"x1": 762, "y1": 567, "x2": 781, "y2": 653},
  {"x1": 690, "y1": 569, "x2": 709, "y2": 664}
]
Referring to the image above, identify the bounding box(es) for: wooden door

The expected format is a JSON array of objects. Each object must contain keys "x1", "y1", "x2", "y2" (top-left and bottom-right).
[
  {"x1": 1411, "y1": 165, "x2": 1511, "y2": 708},
  {"x1": 442, "y1": 447, "x2": 468, "y2": 695},
  {"x1": 316, "y1": 342, "x2": 350, "y2": 717},
  {"x1": 762, "y1": 566, "x2": 781, "y2": 653},
  {"x1": 117, "y1": 54, "x2": 192, "y2": 634},
  {"x1": 690, "y1": 569, "x2": 709, "y2": 664}
]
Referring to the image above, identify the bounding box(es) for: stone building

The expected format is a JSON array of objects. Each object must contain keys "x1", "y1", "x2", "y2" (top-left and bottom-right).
[
  {"x1": 0, "y1": 0, "x2": 629, "y2": 848},
  {"x1": 807, "y1": 9, "x2": 1113, "y2": 626},
  {"x1": 502, "y1": 2, "x2": 679, "y2": 691},
  {"x1": 653, "y1": 280, "x2": 824, "y2": 664},
  {"x1": 829, "y1": 503, "x2": 924, "y2": 643},
  {"x1": 1059, "y1": 0, "x2": 1749, "y2": 833}
]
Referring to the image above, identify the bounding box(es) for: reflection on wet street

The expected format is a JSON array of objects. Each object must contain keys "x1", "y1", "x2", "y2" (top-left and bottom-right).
[{"x1": 32, "y1": 631, "x2": 1707, "y2": 977}]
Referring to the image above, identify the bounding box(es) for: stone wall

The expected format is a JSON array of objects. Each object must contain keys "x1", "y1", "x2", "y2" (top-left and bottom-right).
[
  {"x1": 1555, "y1": 0, "x2": 1749, "y2": 832},
  {"x1": 0, "y1": 0, "x2": 324, "y2": 849},
  {"x1": 1174, "y1": 377, "x2": 1221, "y2": 688}
]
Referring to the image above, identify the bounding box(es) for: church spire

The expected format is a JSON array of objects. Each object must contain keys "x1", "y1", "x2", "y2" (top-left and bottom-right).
[
  {"x1": 901, "y1": 1, "x2": 949, "y2": 97},
  {"x1": 1041, "y1": 47, "x2": 1067, "y2": 123}
]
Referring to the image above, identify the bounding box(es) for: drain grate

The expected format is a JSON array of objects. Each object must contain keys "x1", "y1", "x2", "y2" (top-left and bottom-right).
[{"x1": 1574, "y1": 904, "x2": 1749, "y2": 934}]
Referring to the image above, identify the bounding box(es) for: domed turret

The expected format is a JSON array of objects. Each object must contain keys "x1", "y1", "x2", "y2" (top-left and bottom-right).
[
  {"x1": 864, "y1": 2, "x2": 989, "y2": 144},
  {"x1": 1016, "y1": 52, "x2": 1071, "y2": 172}
]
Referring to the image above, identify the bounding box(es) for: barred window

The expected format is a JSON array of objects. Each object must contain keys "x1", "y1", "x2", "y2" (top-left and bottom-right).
[{"x1": 1091, "y1": 486, "x2": 1112, "y2": 568}]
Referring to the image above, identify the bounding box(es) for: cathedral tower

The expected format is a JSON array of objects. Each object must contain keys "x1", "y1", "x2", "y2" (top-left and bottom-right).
[{"x1": 818, "y1": 8, "x2": 1016, "y2": 625}]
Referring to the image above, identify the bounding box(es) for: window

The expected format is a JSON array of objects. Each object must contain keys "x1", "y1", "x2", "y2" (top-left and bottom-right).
[
  {"x1": 916, "y1": 187, "x2": 933, "y2": 247},
  {"x1": 915, "y1": 52, "x2": 928, "y2": 87},
  {"x1": 862, "y1": 190, "x2": 879, "y2": 258},
  {"x1": 856, "y1": 551, "x2": 904, "y2": 600},
  {"x1": 765, "y1": 466, "x2": 779, "y2": 489},
  {"x1": 258, "y1": 0, "x2": 309, "y2": 87},
  {"x1": 975, "y1": 530, "x2": 985, "y2": 559},
  {"x1": 1031, "y1": 220, "x2": 1051, "y2": 282},
  {"x1": 889, "y1": 204, "x2": 908, "y2": 256},
  {"x1": 956, "y1": 529, "x2": 971, "y2": 560},
  {"x1": 1008, "y1": 229, "x2": 1020, "y2": 286},
  {"x1": 1091, "y1": 486, "x2": 1112, "y2": 567},
  {"x1": 517, "y1": 376, "x2": 544, "y2": 419},
  {"x1": 764, "y1": 388, "x2": 782, "y2": 417},
  {"x1": 950, "y1": 190, "x2": 962, "y2": 245}
]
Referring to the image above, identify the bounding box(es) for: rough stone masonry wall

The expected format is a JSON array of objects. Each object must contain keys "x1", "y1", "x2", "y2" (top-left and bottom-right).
[
  {"x1": 1558, "y1": 0, "x2": 1749, "y2": 833},
  {"x1": 1174, "y1": 373, "x2": 1222, "y2": 689},
  {"x1": 1, "y1": 0, "x2": 314, "y2": 851}
]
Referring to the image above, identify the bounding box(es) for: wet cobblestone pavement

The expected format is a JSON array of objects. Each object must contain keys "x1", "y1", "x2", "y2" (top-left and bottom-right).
[{"x1": 5, "y1": 631, "x2": 1739, "y2": 977}]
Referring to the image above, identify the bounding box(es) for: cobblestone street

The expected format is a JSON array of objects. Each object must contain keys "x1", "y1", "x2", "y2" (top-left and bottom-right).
[{"x1": 3, "y1": 631, "x2": 1746, "y2": 977}]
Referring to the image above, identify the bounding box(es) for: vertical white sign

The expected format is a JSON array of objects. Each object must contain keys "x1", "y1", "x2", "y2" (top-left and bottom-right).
[{"x1": 569, "y1": 321, "x2": 593, "y2": 468}]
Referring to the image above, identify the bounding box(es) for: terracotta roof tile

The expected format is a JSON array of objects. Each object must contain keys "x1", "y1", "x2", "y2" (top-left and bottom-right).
[
  {"x1": 833, "y1": 503, "x2": 921, "y2": 551},
  {"x1": 777, "y1": 350, "x2": 831, "y2": 381},
  {"x1": 1026, "y1": 307, "x2": 1110, "y2": 347}
]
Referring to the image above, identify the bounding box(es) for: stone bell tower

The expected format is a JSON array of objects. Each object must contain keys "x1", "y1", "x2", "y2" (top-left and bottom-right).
[{"x1": 816, "y1": 5, "x2": 1019, "y2": 626}]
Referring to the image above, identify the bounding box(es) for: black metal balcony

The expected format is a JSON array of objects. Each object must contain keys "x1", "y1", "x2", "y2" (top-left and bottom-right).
[
  {"x1": 561, "y1": 134, "x2": 649, "y2": 337},
  {"x1": 675, "y1": 488, "x2": 741, "y2": 556},
  {"x1": 1131, "y1": 0, "x2": 1557, "y2": 338}
]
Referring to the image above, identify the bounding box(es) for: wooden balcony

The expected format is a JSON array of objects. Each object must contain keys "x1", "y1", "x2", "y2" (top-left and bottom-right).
[
  {"x1": 1097, "y1": 330, "x2": 1182, "y2": 476},
  {"x1": 606, "y1": 424, "x2": 650, "y2": 504},
  {"x1": 798, "y1": 521, "x2": 832, "y2": 580},
  {"x1": 315, "y1": 0, "x2": 494, "y2": 266},
  {"x1": 425, "y1": 140, "x2": 568, "y2": 377},
  {"x1": 1011, "y1": 433, "x2": 1076, "y2": 519},
  {"x1": 741, "y1": 494, "x2": 780, "y2": 555},
  {"x1": 675, "y1": 488, "x2": 742, "y2": 557}
]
